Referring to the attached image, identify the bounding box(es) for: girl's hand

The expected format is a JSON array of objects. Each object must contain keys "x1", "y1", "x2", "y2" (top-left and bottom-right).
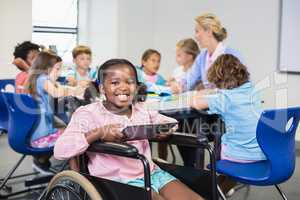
[
  {"x1": 168, "y1": 81, "x2": 182, "y2": 94},
  {"x1": 78, "y1": 80, "x2": 91, "y2": 88},
  {"x1": 189, "y1": 91, "x2": 209, "y2": 110},
  {"x1": 98, "y1": 124, "x2": 124, "y2": 142}
]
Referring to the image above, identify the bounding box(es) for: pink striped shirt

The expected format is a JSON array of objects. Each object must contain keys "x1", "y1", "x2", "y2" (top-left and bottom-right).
[{"x1": 54, "y1": 101, "x2": 177, "y2": 181}]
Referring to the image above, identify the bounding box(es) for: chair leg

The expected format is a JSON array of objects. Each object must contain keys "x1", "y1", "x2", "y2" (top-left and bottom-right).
[
  {"x1": 275, "y1": 184, "x2": 288, "y2": 200},
  {"x1": 0, "y1": 154, "x2": 26, "y2": 190},
  {"x1": 169, "y1": 144, "x2": 176, "y2": 164},
  {"x1": 217, "y1": 184, "x2": 227, "y2": 200}
]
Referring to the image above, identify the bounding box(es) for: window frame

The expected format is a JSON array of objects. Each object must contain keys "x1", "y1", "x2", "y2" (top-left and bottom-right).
[{"x1": 32, "y1": 0, "x2": 79, "y2": 47}]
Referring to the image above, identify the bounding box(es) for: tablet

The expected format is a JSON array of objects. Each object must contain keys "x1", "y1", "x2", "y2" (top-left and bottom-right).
[{"x1": 122, "y1": 122, "x2": 178, "y2": 141}]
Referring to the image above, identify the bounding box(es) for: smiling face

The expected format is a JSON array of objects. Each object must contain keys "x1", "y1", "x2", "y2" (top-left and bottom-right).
[
  {"x1": 101, "y1": 64, "x2": 138, "y2": 111},
  {"x1": 142, "y1": 53, "x2": 161, "y2": 75},
  {"x1": 194, "y1": 23, "x2": 211, "y2": 48}
]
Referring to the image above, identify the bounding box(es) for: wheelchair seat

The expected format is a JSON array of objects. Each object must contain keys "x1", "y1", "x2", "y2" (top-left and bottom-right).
[{"x1": 44, "y1": 135, "x2": 218, "y2": 200}]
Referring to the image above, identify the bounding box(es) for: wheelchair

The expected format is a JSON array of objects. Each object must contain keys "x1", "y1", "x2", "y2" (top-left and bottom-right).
[
  {"x1": 1, "y1": 91, "x2": 222, "y2": 200},
  {"x1": 41, "y1": 132, "x2": 220, "y2": 200}
]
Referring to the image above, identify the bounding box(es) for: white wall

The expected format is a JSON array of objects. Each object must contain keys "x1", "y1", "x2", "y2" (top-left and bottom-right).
[
  {"x1": 117, "y1": 0, "x2": 300, "y2": 139},
  {"x1": 1, "y1": 0, "x2": 299, "y2": 139},
  {"x1": 78, "y1": 0, "x2": 118, "y2": 67},
  {"x1": 0, "y1": 0, "x2": 32, "y2": 79}
]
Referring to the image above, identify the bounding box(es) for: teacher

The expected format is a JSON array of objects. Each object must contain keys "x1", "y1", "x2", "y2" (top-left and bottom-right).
[{"x1": 183, "y1": 13, "x2": 243, "y2": 90}]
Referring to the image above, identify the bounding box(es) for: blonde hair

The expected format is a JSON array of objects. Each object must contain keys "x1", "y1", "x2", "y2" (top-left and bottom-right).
[
  {"x1": 195, "y1": 13, "x2": 227, "y2": 42},
  {"x1": 72, "y1": 45, "x2": 92, "y2": 59},
  {"x1": 176, "y1": 38, "x2": 200, "y2": 60}
]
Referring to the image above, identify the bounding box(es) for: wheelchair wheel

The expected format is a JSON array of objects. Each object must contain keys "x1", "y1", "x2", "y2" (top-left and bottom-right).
[{"x1": 45, "y1": 170, "x2": 103, "y2": 200}]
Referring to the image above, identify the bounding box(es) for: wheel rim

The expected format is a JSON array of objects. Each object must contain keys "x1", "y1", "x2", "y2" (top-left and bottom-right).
[{"x1": 46, "y1": 179, "x2": 92, "y2": 200}]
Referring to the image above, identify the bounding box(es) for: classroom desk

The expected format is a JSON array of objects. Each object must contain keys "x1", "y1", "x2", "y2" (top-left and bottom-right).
[{"x1": 144, "y1": 93, "x2": 224, "y2": 168}]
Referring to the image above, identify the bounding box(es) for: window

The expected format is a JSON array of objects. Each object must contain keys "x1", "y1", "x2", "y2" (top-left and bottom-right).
[{"x1": 32, "y1": 0, "x2": 78, "y2": 65}]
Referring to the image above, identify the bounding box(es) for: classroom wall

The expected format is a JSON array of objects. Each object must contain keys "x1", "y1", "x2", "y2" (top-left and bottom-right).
[
  {"x1": 0, "y1": 0, "x2": 299, "y2": 140},
  {"x1": 78, "y1": 0, "x2": 118, "y2": 67},
  {"x1": 0, "y1": 0, "x2": 32, "y2": 79},
  {"x1": 117, "y1": 0, "x2": 300, "y2": 140}
]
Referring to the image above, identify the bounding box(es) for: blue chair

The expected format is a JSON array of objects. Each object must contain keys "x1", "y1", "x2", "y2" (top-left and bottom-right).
[
  {"x1": 0, "y1": 79, "x2": 15, "y2": 92},
  {"x1": 0, "y1": 79, "x2": 15, "y2": 133},
  {"x1": 0, "y1": 92, "x2": 54, "y2": 198},
  {"x1": 215, "y1": 107, "x2": 300, "y2": 200}
]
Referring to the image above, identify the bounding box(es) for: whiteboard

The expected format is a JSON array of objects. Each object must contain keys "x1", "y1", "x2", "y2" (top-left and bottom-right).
[{"x1": 279, "y1": 0, "x2": 300, "y2": 73}]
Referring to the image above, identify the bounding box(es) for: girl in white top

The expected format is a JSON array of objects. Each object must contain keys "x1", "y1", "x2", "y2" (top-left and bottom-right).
[{"x1": 167, "y1": 38, "x2": 199, "y2": 93}]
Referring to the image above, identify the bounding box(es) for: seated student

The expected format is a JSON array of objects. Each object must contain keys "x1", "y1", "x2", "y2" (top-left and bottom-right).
[
  {"x1": 190, "y1": 54, "x2": 266, "y2": 195},
  {"x1": 26, "y1": 51, "x2": 84, "y2": 174},
  {"x1": 12, "y1": 41, "x2": 40, "y2": 93},
  {"x1": 137, "y1": 49, "x2": 176, "y2": 95},
  {"x1": 66, "y1": 45, "x2": 97, "y2": 87},
  {"x1": 167, "y1": 38, "x2": 200, "y2": 93},
  {"x1": 54, "y1": 58, "x2": 203, "y2": 200},
  {"x1": 137, "y1": 49, "x2": 171, "y2": 160}
]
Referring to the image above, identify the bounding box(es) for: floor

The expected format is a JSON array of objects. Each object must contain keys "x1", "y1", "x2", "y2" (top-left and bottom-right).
[{"x1": 1, "y1": 134, "x2": 300, "y2": 200}]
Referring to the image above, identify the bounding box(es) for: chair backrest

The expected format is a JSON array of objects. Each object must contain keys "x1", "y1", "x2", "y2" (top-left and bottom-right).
[
  {"x1": 0, "y1": 79, "x2": 15, "y2": 92},
  {"x1": 2, "y1": 92, "x2": 52, "y2": 155},
  {"x1": 256, "y1": 107, "x2": 300, "y2": 183},
  {"x1": 0, "y1": 93, "x2": 9, "y2": 132},
  {"x1": 0, "y1": 79, "x2": 15, "y2": 132}
]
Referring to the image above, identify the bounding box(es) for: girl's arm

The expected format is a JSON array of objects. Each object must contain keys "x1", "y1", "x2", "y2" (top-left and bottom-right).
[
  {"x1": 43, "y1": 80, "x2": 84, "y2": 98},
  {"x1": 54, "y1": 109, "x2": 124, "y2": 160},
  {"x1": 13, "y1": 58, "x2": 30, "y2": 71},
  {"x1": 66, "y1": 76, "x2": 77, "y2": 86},
  {"x1": 189, "y1": 91, "x2": 209, "y2": 110}
]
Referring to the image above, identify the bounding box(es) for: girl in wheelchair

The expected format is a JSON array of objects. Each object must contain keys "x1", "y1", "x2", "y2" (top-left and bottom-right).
[{"x1": 54, "y1": 58, "x2": 204, "y2": 200}]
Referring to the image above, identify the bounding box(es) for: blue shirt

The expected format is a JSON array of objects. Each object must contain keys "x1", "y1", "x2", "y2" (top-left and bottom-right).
[
  {"x1": 136, "y1": 66, "x2": 166, "y2": 85},
  {"x1": 30, "y1": 74, "x2": 57, "y2": 142},
  {"x1": 66, "y1": 67, "x2": 97, "y2": 82},
  {"x1": 184, "y1": 47, "x2": 243, "y2": 91},
  {"x1": 205, "y1": 82, "x2": 266, "y2": 161},
  {"x1": 136, "y1": 67, "x2": 171, "y2": 95}
]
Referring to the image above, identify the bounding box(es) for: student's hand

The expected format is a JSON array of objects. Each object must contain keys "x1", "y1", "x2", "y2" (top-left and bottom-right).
[
  {"x1": 73, "y1": 85, "x2": 87, "y2": 97},
  {"x1": 99, "y1": 124, "x2": 124, "y2": 142},
  {"x1": 78, "y1": 80, "x2": 91, "y2": 88},
  {"x1": 86, "y1": 124, "x2": 124, "y2": 144},
  {"x1": 166, "y1": 77, "x2": 176, "y2": 84},
  {"x1": 189, "y1": 91, "x2": 209, "y2": 110},
  {"x1": 168, "y1": 81, "x2": 182, "y2": 94}
]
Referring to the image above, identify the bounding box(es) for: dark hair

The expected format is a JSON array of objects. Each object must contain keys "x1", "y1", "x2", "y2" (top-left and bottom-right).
[
  {"x1": 207, "y1": 54, "x2": 249, "y2": 89},
  {"x1": 141, "y1": 49, "x2": 161, "y2": 65},
  {"x1": 27, "y1": 51, "x2": 62, "y2": 96},
  {"x1": 13, "y1": 41, "x2": 40, "y2": 69},
  {"x1": 97, "y1": 58, "x2": 147, "y2": 102}
]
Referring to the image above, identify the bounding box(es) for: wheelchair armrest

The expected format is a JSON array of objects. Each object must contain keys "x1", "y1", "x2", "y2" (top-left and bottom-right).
[
  {"x1": 87, "y1": 141, "x2": 139, "y2": 158},
  {"x1": 150, "y1": 132, "x2": 208, "y2": 148}
]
